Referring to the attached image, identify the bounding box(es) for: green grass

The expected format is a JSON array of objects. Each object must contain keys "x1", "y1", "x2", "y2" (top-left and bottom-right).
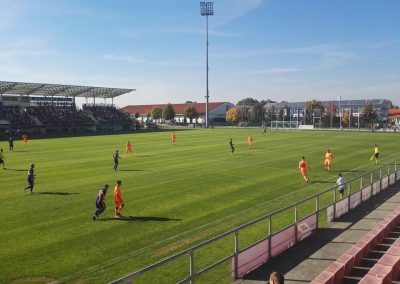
[{"x1": 0, "y1": 129, "x2": 399, "y2": 283}]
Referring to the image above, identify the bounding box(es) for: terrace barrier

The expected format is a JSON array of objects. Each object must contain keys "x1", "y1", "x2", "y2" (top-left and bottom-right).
[{"x1": 110, "y1": 159, "x2": 400, "y2": 284}]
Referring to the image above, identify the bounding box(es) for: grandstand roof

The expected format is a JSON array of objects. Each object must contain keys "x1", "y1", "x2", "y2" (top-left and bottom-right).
[{"x1": 0, "y1": 81, "x2": 134, "y2": 98}]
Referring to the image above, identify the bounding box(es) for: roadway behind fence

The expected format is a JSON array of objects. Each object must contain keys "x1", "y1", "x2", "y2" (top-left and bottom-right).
[{"x1": 110, "y1": 159, "x2": 400, "y2": 284}]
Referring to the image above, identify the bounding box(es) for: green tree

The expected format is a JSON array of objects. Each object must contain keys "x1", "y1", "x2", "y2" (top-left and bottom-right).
[
  {"x1": 278, "y1": 108, "x2": 284, "y2": 121},
  {"x1": 151, "y1": 107, "x2": 163, "y2": 121},
  {"x1": 362, "y1": 101, "x2": 377, "y2": 124},
  {"x1": 251, "y1": 102, "x2": 264, "y2": 122},
  {"x1": 265, "y1": 105, "x2": 276, "y2": 123},
  {"x1": 305, "y1": 99, "x2": 324, "y2": 116},
  {"x1": 237, "y1": 98, "x2": 259, "y2": 107},
  {"x1": 134, "y1": 112, "x2": 140, "y2": 119},
  {"x1": 185, "y1": 106, "x2": 199, "y2": 123},
  {"x1": 163, "y1": 103, "x2": 176, "y2": 121},
  {"x1": 145, "y1": 109, "x2": 152, "y2": 122}
]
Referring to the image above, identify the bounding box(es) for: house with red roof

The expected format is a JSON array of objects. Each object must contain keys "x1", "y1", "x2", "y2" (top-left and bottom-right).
[
  {"x1": 120, "y1": 102, "x2": 235, "y2": 124},
  {"x1": 388, "y1": 108, "x2": 400, "y2": 125}
]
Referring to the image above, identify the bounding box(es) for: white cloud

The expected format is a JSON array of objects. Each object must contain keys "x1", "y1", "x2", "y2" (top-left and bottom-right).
[
  {"x1": 213, "y1": 0, "x2": 264, "y2": 26},
  {"x1": 244, "y1": 68, "x2": 306, "y2": 75}
]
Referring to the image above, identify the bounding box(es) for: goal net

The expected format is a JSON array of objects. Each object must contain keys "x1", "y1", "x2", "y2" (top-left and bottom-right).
[{"x1": 271, "y1": 121, "x2": 300, "y2": 129}]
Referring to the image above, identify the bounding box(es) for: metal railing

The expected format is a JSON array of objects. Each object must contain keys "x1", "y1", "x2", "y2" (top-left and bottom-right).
[{"x1": 111, "y1": 159, "x2": 400, "y2": 284}]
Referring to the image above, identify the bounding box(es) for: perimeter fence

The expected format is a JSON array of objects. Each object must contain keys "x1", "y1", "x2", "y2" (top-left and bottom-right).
[{"x1": 111, "y1": 159, "x2": 400, "y2": 284}]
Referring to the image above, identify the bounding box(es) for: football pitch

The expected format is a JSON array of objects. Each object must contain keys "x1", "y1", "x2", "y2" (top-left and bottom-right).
[{"x1": 1, "y1": 129, "x2": 399, "y2": 283}]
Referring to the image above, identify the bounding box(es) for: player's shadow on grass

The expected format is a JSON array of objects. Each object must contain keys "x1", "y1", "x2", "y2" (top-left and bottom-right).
[
  {"x1": 4, "y1": 168, "x2": 26, "y2": 172},
  {"x1": 33, "y1": 192, "x2": 79, "y2": 195},
  {"x1": 118, "y1": 169, "x2": 150, "y2": 172},
  {"x1": 99, "y1": 216, "x2": 181, "y2": 222},
  {"x1": 12, "y1": 150, "x2": 28, "y2": 152},
  {"x1": 330, "y1": 170, "x2": 366, "y2": 173}
]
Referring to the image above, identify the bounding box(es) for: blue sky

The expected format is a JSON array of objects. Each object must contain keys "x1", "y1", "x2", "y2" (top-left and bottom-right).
[{"x1": 0, "y1": 0, "x2": 399, "y2": 107}]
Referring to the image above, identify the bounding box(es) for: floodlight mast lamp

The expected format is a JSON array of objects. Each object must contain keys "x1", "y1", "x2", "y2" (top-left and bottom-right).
[{"x1": 200, "y1": 2, "x2": 213, "y2": 128}]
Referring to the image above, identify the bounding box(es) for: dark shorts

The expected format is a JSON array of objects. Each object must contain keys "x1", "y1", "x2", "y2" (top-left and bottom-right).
[
  {"x1": 27, "y1": 177, "x2": 34, "y2": 185},
  {"x1": 0, "y1": 158, "x2": 4, "y2": 163},
  {"x1": 338, "y1": 187, "x2": 344, "y2": 193},
  {"x1": 96, "y1": 200, "x2": 105, "y2": 209},
  {"x1": 374, "y1": 153, "x2": 379, "y2": 158}
]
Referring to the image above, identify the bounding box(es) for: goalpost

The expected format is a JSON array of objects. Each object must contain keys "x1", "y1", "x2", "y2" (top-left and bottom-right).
[{"x1": 271, "y1": 121, "x2": 300, "y2": 129}]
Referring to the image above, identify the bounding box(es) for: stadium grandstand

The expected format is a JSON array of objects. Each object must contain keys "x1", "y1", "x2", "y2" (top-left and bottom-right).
[{"x1": 0, "y1": 81, "x2": 135, "y2": 135}]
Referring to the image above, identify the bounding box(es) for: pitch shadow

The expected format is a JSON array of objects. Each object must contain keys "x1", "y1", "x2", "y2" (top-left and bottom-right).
[
  {"x1": 310, "y1": 181, "x2": 336, "y2": 184},
  {"x1": 117, "y1": 169, "x2": 150, "y2": 172},
  {"x1": 98, "y1": 216, "x2": 181, "y2": 222},
  {"x1": 330, "y1": 170, "x2": 366, "y2": 173},
  {"x1": 32, "y1": 192, "x2": 79, "y2": 195},
  {"x1": 4, "y1": 168, "x2": 26, "y2": 172}
]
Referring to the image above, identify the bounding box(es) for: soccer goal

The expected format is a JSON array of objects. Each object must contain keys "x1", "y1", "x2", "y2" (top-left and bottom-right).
[{"x1": 271, "y1": 121, "x2": 300, "y2": 129}]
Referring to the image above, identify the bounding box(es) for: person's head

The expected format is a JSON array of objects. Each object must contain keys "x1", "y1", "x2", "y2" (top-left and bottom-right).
[
  {"x1": 301, "y1": 156, "x2": 305, "y2": 160},
  {"x1": 375, "y1": 144, "x2": 377, "y2": 147},
  {"x1": 116, "y1": 150, "x2": 119, "y2": 153},
  {"x1": 104, "y1": 184, "x2": 109, "y2": 191},
  {"x1": 128, "y1": 140, "x2": 130, "y2": 143},
  {"x1": 327, "y1": 149, "x2": 330, "y2": 152},
  {"x1": 269, "y1": 271, "x2": 284, "y2": 284},
  {"x1": 117, "y1": 180, "x2": 122, "y2": 186},
  {"x1": 338, "y1": 173, "x2": 342, "y2": 177},
  {"x1": 31, "y1": 163, "x2": 35, "y2": 168}
]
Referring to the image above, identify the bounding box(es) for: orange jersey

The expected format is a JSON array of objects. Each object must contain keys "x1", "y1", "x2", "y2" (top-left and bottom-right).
[
  {"x1": 172, "y1": 133, "x2": 176, "y2": 142},
  {"x1": 113, "y1": 185, "x2": 123, "y2": 204},
  {"x1": 299, "y1": 160, "x2": 308, "y2": 170},
  {"x1": 247, "y1": 136, "x2": 253, "y2": 145},
  {"x1": 126, "y1": 143, "x2": 132, "y2": 150},
  {"x1": 22, "y1": 135, "x2": 28, "y2": 142},
  {"x1": 325, "y1": 152, "x2": 333, "y2": 161}
]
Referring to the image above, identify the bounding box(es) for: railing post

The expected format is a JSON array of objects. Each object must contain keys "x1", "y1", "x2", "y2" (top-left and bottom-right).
[
  {"x1": 294, "y1": 205, "x2": 298, "y2": 243},
  {"x1": 234, "y1": 230, "x2": 239, "y2": 280},
  {"x1": 348, "y1": 183, "x2": 351, "y2": 209},
  {"x1": 370, "y1": 173, "x2": 373, "y2": 184},
  {"x1": 388, "y1": 164, "x2": 390, "y2": 175},
  {"x1": 315, "y1": 195, "x2": 320, "y2": 229},
  {"x1": 360, "y1": 176, "x2": 363, "y2": 189},
  {"x1": 333, "y1": 188, "x2": 337, "y2": 219},
  {"x1": 380, "y1": 168, "x2": 382, "y2": 179},
  {"x1": 268, "y1": 216, "x2": 272, "y2": 259},
  {"x1": 189, "y1": 249, "x2": 195, "y2": 284}
]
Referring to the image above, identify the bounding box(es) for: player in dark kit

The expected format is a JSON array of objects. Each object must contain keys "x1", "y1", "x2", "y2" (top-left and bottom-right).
[
  {"x1": 229, "y1": 139, "x2": 235, "y2": 156},
  {"x1": 93, "y1": 184, "x2": 109, "y2": 220},
  {"x1": 8, "y1": 136, "x2": 14, "y2": 151},
  {"x1": 113, "y1": 150, "x2": 121, "y2": 171},
  {"x1": 24, "y1": 164, "x2": 35, "y2": 193}
]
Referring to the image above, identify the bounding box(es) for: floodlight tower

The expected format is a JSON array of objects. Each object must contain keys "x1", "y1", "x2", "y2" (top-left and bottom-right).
[{"x1": 200, "y1": 2, "x2": 213, "y2": 127}]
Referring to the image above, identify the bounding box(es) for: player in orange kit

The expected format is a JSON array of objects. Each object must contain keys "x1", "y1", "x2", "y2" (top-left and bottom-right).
[
  {"x1": 125, "y1": 141, "x2": 133, "y2": 156},
  {"x1": 113, "y1": 180, "x2": 124, "y2": 218},
  {"x1": 299, "y1": 156, "x2": 309, "y2": 183},
  {"x1": 324, "y1": 149, "x2": 333, "y2": 172},
  {"x1": 22, "y1": 134, "x2": 28, "y2": 147},
  {"x1": 247, "y1": 135, "x2": 254, "y2": 150},
  {"x1": 171, "y1": 132, "x2": 176, "y2": 145}
]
